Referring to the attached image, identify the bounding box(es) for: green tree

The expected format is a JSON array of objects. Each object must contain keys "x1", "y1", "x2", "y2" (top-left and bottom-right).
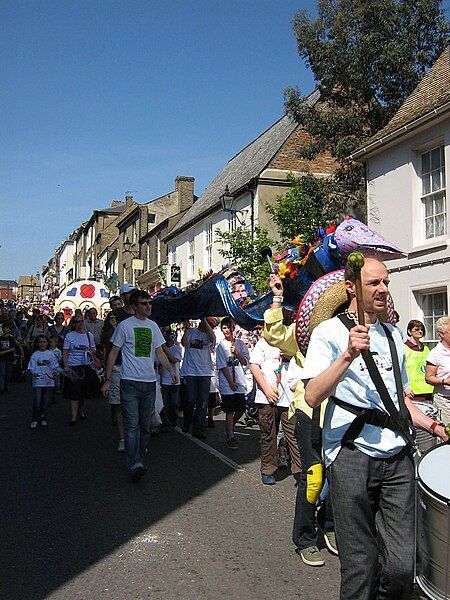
[
  {"x1": 267, "y1": 172, "x2": 346, "y2": 244},
  {"x1": 215, "y1": 227, "x2": 275, "y2": 293},
  {"x1": 285, "y1": 0, "x2": 449, "y2": 189}
]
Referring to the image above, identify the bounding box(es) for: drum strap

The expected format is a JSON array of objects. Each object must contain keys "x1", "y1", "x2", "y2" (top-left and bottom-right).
[{"x1": 335, "y1": 314, "x2": 414, "y2": 448}]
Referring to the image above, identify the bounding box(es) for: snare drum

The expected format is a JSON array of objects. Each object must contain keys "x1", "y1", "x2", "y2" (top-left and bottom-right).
[
  {"x1": 416, "y1": 444, "x2": 450, "y2": 599},
  {"x1": 414, "y1": 402, "x2": 440, "y2": 455}
]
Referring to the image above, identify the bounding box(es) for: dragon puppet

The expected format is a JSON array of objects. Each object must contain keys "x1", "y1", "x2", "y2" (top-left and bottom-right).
[{"x1": 149, "y1": 217, "x2": 404, "y2": 329}]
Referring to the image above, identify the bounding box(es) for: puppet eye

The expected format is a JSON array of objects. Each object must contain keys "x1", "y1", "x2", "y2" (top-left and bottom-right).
[{"x1": 345, "y1": 225, "x2": 353, "y2": 232}]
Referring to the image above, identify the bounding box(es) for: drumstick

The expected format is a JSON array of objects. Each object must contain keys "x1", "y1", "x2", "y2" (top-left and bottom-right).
[
  {"x1": 347, "y1": 252, "x2": 365, "y2": 326},
  {"x1": 261, "y1": 247, "x2": 282, "y2": 290}
]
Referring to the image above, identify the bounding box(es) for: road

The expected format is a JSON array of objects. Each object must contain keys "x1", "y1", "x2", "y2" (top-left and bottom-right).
[{"x1": 0, "y1": 378, "x2": 341, "y2": 600}]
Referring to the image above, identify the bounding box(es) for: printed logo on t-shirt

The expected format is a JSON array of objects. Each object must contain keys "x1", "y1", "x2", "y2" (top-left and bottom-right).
[
  {"x1": 190, "y1": 338, "x2": 204, "y2": 350},
  {"x1": 134, "y1": 327, "x2": 152, "y2": 357},
  {"x1": 358, "y1": 352, "x2": 392, "y2": 373},
  {"x1": 37, "y1": 360, "x2": 50, "y2": 366},
  {"x1": 74, "y1": 344, "x2": 88, "y2": 350},
  {"x1": 0, "y1": 341, "x2": 10, "y2": 350}
]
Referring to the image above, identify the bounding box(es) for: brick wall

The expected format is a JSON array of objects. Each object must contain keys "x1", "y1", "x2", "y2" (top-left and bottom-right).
[{"x1": 268, "y1": 126, "x2": 337, "y2": 174}]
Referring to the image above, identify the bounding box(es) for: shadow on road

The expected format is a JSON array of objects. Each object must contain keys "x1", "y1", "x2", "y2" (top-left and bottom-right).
[{"x1": 0, "y1": 381, "x2": 264, "y2": 600}]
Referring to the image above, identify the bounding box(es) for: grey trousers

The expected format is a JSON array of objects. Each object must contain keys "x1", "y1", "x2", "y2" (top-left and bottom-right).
[{"x1": 328, "y1": 445, "x2": 415, "y2": 600}]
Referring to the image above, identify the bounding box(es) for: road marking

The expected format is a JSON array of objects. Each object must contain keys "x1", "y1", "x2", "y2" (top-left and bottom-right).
[{"x1": 175, "y1": 427, "x2": 245, "y2": 472}]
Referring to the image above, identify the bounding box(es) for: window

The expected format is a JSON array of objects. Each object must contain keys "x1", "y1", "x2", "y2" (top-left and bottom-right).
[
  {"x1": 228, "y1": 213, "x2": 237, "y2": 232},
  {"x1": 419, "y1": 290, "x2": 448, "y2": 346},
  {"x1": 148, "y1": 213, "x2": 156, "y2": 224},
  {"x1": 168, "y1": 245, "x2": 177, "y2": 266},
  {"x1": 157, "y1": 235, "x2": 161, "y2": 265},
  {"x1": 132, "y1": 222, "x2": 137, "y2": 244},
  {"x1": 188, "y1": 238, "x2": 195, "y2": 279},
  {"x1": 205, "y1": 223, "x2": 213, "y2": 270},
  {"x1": 421, "y1": 146, "x2": 446, "y2": 239}
]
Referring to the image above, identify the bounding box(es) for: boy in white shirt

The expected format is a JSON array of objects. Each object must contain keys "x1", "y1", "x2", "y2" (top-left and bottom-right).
[{"x1": 216, "y1": 318, "x2": 249, "y2": 449}]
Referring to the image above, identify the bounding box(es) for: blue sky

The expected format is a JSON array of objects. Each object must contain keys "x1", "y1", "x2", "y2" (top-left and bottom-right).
[{"x1": 1, "y1": 0, "x2": 317, "y2": 280}]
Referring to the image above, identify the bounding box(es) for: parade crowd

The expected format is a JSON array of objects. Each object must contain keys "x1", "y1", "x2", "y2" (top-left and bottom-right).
[{"x1": 1, "y1": 260, "x2": 449, "y2": 600}]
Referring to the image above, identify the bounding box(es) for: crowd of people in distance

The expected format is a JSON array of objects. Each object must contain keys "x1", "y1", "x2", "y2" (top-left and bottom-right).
[{"x1": 1, "y1": 265, "x2": 450, "y2": 599}]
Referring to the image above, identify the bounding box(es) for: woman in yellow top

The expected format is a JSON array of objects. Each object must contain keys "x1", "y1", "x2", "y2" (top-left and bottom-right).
[{"x1": 404, "y1": 320, "x2": 434, "y2": 402}]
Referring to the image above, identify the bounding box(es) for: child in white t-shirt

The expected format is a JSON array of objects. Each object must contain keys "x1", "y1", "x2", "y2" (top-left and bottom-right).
[{"x1": 28, "y1": 335, "x2": 60, "y2": 428}]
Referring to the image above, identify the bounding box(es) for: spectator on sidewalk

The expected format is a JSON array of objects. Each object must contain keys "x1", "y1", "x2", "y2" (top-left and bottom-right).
[
  {"x1": 426, "y1": 315, "x2": 450, "y2": 423},
  {"x1": 84, "y1": 308, "x2": 104, "y2": 348},
  {"x1": 404, "y1": 320, "x2": 434, "y2": 402}
]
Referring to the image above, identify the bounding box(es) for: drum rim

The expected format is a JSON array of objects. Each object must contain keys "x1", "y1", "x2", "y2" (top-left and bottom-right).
[{"x1": 417, "y1": 442, "x2": 450, "y2": 504}]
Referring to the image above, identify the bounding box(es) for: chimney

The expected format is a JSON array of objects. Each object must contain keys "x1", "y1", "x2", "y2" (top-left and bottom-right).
[
  {"x1": 111, "y1": 199, "x2": 124, "y2": 208},
  {"x1": 175, "y1": 176, "x2": 195, "y2": 213},
  {"x1": 125, "y1": 195, "x2": 133, "y2": 207}
]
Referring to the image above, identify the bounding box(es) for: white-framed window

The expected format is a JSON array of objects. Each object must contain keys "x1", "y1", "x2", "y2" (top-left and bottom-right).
[
  {"x1": 205, "y1": 223, "x2": 213, "y2": 270},
  {"x1": 228, "y1": 213, "x2": 237, "y2": 232},
  {"x1": 168, "y1": 245, "x2": 177, "y2": 266},
  {"x1": 156, "y1": 235, "x2": 161, "y2": 266},
  {"x1": 417, "y1": 289, "x2": 448, "y2": 346},
  {"x1": 188, "y1": 237, "x2": 195, "y2": 280},
  {"x1": 132, "y1": 222, "x2": 137, "y2": 244},
  {"x1": 421, "y1": 145, "x2": 446, "y2": 240},
  {"x1": 146, "y1": 242, "x2": 151, "y2": 271}
]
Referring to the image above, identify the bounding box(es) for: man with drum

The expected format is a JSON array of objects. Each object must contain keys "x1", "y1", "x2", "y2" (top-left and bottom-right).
[{"x1": 303, "y1": 257, "x2": 448, "y2": 600}]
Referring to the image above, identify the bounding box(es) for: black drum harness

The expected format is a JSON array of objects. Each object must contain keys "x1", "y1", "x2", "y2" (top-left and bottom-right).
[{"x1": 331, "y1": 313, "x2": 415, "y2": 449}]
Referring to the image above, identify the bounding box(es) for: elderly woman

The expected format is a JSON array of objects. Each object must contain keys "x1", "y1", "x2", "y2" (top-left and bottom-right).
[
  {"x1": 425, "y1": 316, "x2": 450, "y2": 424},
  {"x1": 63, "y1": 315, "x2": 97, "y2": 425}
]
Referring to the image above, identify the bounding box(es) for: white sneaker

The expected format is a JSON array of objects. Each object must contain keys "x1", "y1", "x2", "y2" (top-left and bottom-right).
[
  {"x1": 41, "y1": 420, "x2": 47, "y2": 426},
  {"x1": 30, "y1": 421, "x2": 38, "y2": 428},
  {"x1": 117, "y1": 439, "x2": 125, "y2": 452}
]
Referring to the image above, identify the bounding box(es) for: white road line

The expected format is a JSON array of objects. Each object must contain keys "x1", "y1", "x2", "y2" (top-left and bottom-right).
[{"x1": 175, "y1": 427, "x2": 245, "y2": 472}]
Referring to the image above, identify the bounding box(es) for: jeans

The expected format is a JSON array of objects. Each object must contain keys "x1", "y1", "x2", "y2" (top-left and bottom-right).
[
  {"x1": 0, "y1": 361, "x2": 13, "y2": 391},
  {"x1": 182, "y1": 376, "x2": 210, "y2": 435},
  {"x1": 329, "y1": 445, "x2": 415, "y2": 600},
  {"x1": 161, "y1": 384, "x2": 180, "y2": 427},
  {"x1": 292, "y1": 410, "x2": 334, "y2": 549},
  {"x1": 32, "y1": 387, "x2": 51, "y2": 422},
  {"x1": 120, "y1": 379, "x2": 156, "y2": 470}
]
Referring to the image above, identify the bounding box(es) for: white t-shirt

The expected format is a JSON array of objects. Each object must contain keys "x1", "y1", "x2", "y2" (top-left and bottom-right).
[
  {"x1": 249, "y1": 338, "x2": 292, "y2": 408},
  {"x1": 302, "y1": 317, "x2": 409, "y2": 466},
  {"x1": 63, "y1": 331, "x2": 96, "y2": 366},
  {"x1": 426, "y1": 341, "x2": 450, "y2": 398},
  {"x1": 180, "y1": 329, "x2": 214, "y2": 377},
  {"x1": 28, "y1": 350, "x2": 59, "y2": 387},
  {"x1": 210, "y1": 350, "x2": 219, "y2": 393},
  {"x1": 215, "y1": 338, "x2": 249, "y2": 395},
  {"x1": 110, "y1": 316, "x2": 165, "y2": 382},
  {"x1": 160, "y1": 344, "x2": 182, "y2": 386}
]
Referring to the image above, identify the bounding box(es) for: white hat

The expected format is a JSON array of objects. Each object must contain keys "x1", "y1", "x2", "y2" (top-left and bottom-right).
[{"x1": 120, "y1": 283, "x2": 137, "y2": 294}]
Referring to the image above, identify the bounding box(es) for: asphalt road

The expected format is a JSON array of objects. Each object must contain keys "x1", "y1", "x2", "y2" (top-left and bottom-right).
[{"x1": 0, "y1": 379, "x2": 343, "y2": 600}]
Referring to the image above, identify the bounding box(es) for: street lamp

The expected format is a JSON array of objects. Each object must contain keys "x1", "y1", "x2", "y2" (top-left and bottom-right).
[
  {"x1": 219, "y1": 185, "x2": 248, "y2": 226},
  {"x1": 123, "y1": 236, "x2": 139, "y2": 257}
]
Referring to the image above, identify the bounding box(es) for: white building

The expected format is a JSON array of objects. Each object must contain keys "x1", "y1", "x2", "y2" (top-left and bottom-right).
[
  {"x1": 352, "y1": 46, "x2": 450, "y2": 344},
  {"x1": 164, "y1": 91, "x2": 338, "y2": 289}
]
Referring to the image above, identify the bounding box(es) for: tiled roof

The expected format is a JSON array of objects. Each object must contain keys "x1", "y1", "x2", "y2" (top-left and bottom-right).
[
  {"x1": 0, "y1": 280, "x2": 17, "y2": 287},
  {"x1": 357, "y1": 46, "x2": 450, "y2": 152},
  {"x1": 167, "y1": 90, "x2": 320, "y2": 238}
]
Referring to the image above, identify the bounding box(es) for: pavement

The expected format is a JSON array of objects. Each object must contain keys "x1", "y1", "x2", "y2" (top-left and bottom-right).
[{"x1": 0, "y1": 378, "x2": 343, "y2": 599}]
